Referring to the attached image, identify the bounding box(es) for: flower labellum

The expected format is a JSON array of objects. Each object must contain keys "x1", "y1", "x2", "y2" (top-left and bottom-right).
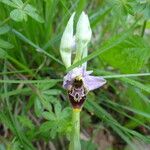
[{"x1": 63, "y1": 67, "x2": 106, "y2": 109}]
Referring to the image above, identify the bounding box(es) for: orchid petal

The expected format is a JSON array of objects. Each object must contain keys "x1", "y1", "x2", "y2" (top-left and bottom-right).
[
  {"x1": 76, "y1": 11, "x2": 92, "y2": 43},
  {"x1": 60, "y1": 12, "x2": 75, "y2": 68},
  {"x1": 83, "y1": 75, "x2": 106, "y2": 91},
  {"x1": 63, "y1": 67, "x2": 84, "y2": 90}
]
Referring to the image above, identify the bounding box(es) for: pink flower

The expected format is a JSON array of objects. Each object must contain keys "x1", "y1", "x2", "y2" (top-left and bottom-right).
[{"x1": 63, "y1": 67, "x2": 106, "y2": 109}]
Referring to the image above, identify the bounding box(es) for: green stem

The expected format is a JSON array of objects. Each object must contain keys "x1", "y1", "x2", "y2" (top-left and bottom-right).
[
  {"x1": 7, "y1": 55, "x2": 34, "y2": 76},
  {"x1": 69, "y1": 110, "x2": 81, "y2": 150},
  {"x1": 141, "y1": 20, "x2": 147, "y2": 37},
  {"x1": 0, "y1": 17, "x2": 10, "y2": 26}
]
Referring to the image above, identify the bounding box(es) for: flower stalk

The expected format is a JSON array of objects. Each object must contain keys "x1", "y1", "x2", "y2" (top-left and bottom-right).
[
  {"x1": 69, "y1": 109, "x2": 81, "y2": 150},
  {"x1": 60, "y1": 11, "x2": 106, "y2": 150}
]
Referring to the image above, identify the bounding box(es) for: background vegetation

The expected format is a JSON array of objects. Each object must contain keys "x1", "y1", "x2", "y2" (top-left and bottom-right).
[{"x1": 0, "y1": 0, "x2": 150, "y2": 150}]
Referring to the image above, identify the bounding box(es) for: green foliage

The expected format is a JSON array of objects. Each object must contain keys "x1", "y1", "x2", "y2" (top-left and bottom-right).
[
  {"x1": 0, "y1": 39, "x2": 13, "y2": 49},
  {"x1": 101, "y1": 35, "x2": 150, "y2": 73},
  {"x1": 10, "y1": 9, "x2": 27, "y2": 22},
  {"x1": 24, "y1": 4, "x2": 44, "y2": 23},
  {"x1": 0, "y1": 0, "x2": 150, "y2": 149},
  {"x1": 0, "y1": 25, "x2": 10, "y2": 35},
  {"x1": 0, "y1": 48, "x2": 7, "y2": 58},
  {"x1": 0, "y1": 38, "x2": 13, "y2": 59},
  {"x1": 107, "y1": 0, "x2": 134, "y2": 16},
  {"x1": 40, "y1": 106, "x2": 72, "y2": 139},
  {"x1": 0, "y1": 0, "x2": 44, "y2": 22},
  {"x1": 81, "y1": 140, "x2": 97, "y2": 150},
  {"x1": 18, "y1": 115, "x2": 34, "y2": 129},
  {"x1": 133, "y1": 0, "x2": 150, "y2": 19},
  {"x1": 0, "y1": 0, "x2": 16, "y2": 7}
]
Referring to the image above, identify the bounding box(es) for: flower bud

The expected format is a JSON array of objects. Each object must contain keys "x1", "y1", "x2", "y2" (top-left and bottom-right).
[
  {"x1": 60, "y1": 12, "x2": 75, "y2": 68},
  {"x1": 76, "y1": 12, "x2": 92, "y2": 44},
  {"x1": 73, "y1": 12, "x2": 92, "y2": 63}
]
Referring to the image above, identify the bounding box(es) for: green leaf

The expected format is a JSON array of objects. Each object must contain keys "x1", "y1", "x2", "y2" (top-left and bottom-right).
[
  {"x1": 0, "y1": 0, "x2": 17, "y2": 7},
  {"x1": 61, "y1": 107, "x2": 72, "y2": 119},
  {"x1": 0, "y1": 48, "x2": 8, "y2": 59},
  {"x1": 81, "y1": 140, "x2": 97, "y2": 150},
  {"x1": 101, "y1": 35, "x2": 150, "y2": 73},
  {"x1": 40, "y1": 105, "x2": 72, "y2": 139},
  {"x1": 42, "y1": 89, "x2": 62, "y2": 95},
  {"x1": 106, "y1": 100, "x2": 150, "y2": 119},
  {"x1": 42, "y1": 111, "x2": 56, "y2": 120},
  {"x1": 0, "y1": 112, "x2": 35, "y2": 150},
  {"x1": 39, "y1": 121, "x2": 58, "y2": 139},
  {"x1": 0, "y1": 39, "x2": 14, "y2": 49},
  {"x1": 133, "y1": 0, "x2": 150, "y2": 19},
  {"x1": 120, "y1": 78, "x2": 150, "y2": 93},
  {"x1": 36, "y1": 82, "x2": 58, "y2": 90},
  {"x1": 54, "y1": 102, "x2": 62, "y2": 118},
  {"x1": 107, "y1": 0, "x2": 134, "y2": 18},
  {"x1": 0, "y1": 79, "x2": 61, "y2": 84},
  {"x1": 0, "y1": 25, "x2": 10, "y2": 35},
  {"x1": 12, "y1": 0, "x2": 23, "y2": 8},
  {"x1": 12, "y1": 141, "x2": 22, "y2": 150},
  {"x1": 94, "y1": 70, "x2": 150, "y2": 93},
  {"x1": 10, "y1": 9, "x2": 27, "y2": 22},
  {"x1": 34, "y1": 98, "x2": 43, "y2": 117},
  {"x1": 18, "y1": 115, "x2": 34, "y2": 129},
  {"x1": 12, "y1": 29, "x2": 63, "y2": 65},
  {"x1": 24, "y1": 4, "x2": 44, "y2": 23},
  {"x1": 39, "y1": 121, "x2": 54, "y2": 133},
  {"x1": 39, "y1": 96, "x2": 52, "y2": 112},
  {"x1": 85, "y1": 100, "x2": 137, "y2": 149},
  {"x1": 91, "y1": 7, "x2": 112, "y2": 28},
  {"x1": 50, "y1": 125, "x2": 58, "y2": 138}
]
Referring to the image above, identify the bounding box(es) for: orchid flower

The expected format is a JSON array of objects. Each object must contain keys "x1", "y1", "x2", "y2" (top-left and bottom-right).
[
  {"x1": 63, "y1": 66, "x2": 106, "y2": 109},
  {"x1": 60, "y1": 11, "x2": 106, "y2": 110},
  {"x1": 60, "y1": 11, "x2": 106, "y2": 150}
]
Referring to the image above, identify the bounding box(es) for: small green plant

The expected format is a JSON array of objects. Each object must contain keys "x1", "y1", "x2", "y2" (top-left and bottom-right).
[{"x1": 60, "y1": 12, "x2": 106, "y2": 150}]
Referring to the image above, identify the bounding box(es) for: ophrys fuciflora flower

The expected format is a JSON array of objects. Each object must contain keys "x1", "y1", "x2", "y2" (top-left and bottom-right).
[
  {"x1": 63, "y1": 66, "x2": 106, "y2": 109},
  {"x1": 60, "y1": 11, "x2": 106, "y2": 150},
  {"x1": 60, "y1": 12, "x2": 106, "y2": 110}
]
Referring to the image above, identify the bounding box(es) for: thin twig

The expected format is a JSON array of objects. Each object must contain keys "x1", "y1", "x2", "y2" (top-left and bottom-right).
[{"x1": 141, "y1": 20, "x2": 147, "y2": 37}]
